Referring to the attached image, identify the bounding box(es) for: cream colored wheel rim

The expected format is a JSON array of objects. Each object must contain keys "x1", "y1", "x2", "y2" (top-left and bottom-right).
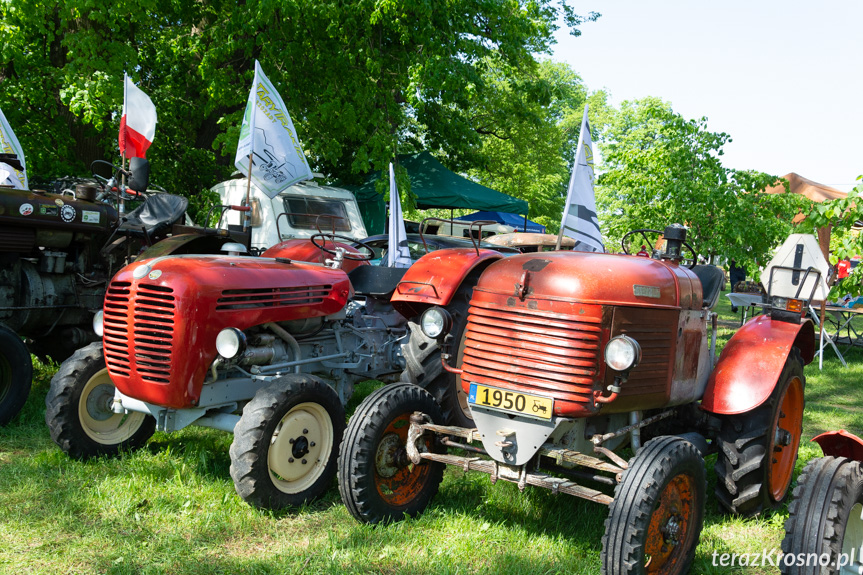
[
  {"x1": 268, "y1": 402, "x2": 333, "y2": 494},
  {"x1": 840, "y1": 502, "x2": 863, "y2": 575},
  {"x1": 77, "y1": 368, "x2": 147, "y2": 445}
]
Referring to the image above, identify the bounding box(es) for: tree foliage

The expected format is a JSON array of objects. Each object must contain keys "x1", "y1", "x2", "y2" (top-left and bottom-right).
[
  {"x1": 465, "y1": 59, "x2": 609, "y2": 232},
  {"x1": 0, "y1": 0, "x2": 598, "y2": 224},
  {"x1": 595, "y1": 97, "x2": 809, "y2": 268}
]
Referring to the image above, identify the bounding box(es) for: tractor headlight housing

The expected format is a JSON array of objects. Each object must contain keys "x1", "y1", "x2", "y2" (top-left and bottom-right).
[
  {"x1": 92, "y1": 310, "x2": 104, "y2": 337},
  {"x1": 216, "y1": 327, "x2": 247, "y2": 359},
  {"x1": 604, "y1": 335, "x2": 642, "y2": 372},
  {"x1": 420, "y1": 307, "x2": 453, "y2": 340}
]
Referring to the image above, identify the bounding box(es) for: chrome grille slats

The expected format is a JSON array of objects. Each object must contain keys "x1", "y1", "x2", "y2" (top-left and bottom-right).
[
  {"x1": 216, "y1": 285, "x2": 331, "y2": 310},
  {"x1": 103, "y1": 280, "x2": 175, "y2": 384},
  {"x1": 462, "y1": 300, "x2": 601, "y2": 405}
]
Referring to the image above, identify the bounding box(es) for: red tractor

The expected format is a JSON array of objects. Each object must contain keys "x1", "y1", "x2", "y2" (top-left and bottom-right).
[
  {"x1": 781, "y1": 430, "x2": 863, "y2": 574},
  {"x1": 45, "y1": 223, "x2": 506, "y2": 510},
  {"x1": 338, "y1": 224, "x2": 815, "y2": 575}
]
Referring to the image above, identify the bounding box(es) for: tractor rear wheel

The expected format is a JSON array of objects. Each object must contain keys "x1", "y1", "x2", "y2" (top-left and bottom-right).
[
  {"x1": 229, "y1": 374, "x2": 345, "y2": 510},
  {"x1": 714, "y1": 349, "x2": 805, "y2": 515},
  {"x1": 781, "y1": 456, "x2": 863, "y2": 574},
  {"x1": 338, "y1": 382, "x2": 445, "y2": 524},
  {"x1": 601, "y1": 435, "x2": 706, "y2": 575},
  {"x1": 400, "y1": 281, "x2": 474, "y2": 427},
  {"x1": 45, "y1": 342, "x2": 155, "y2": 458},
  {"x1": 0, "y1": 323, "x2": 32, "y2": 426}
]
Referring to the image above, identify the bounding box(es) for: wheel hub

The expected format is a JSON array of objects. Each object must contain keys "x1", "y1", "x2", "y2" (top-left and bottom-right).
[
  {"x1": 85, "y1": 383, "x2": 116, "y2": 421},
  {"x1": 291, "y1": 434, "x2": 310, "y2": 459},
  {"x1": 375, "y1": 433, "x2": 407, "y2": 478}
]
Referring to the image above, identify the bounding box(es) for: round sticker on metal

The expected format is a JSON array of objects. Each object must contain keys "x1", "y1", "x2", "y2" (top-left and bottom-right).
[
  {"x1": 148, "y1": 270, "x2": 162, "y2": 280},
  {"x1": 19, "y1": 203, "x2": 33, "y2": 216},
  {"x1": 60, "y1": 204, "x2": 76, "y2": 222}
]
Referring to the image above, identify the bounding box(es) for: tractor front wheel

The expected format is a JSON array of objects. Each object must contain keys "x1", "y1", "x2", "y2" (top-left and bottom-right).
[
  {"x1": 45, "y1": 342, "x2": 155, "y2": 458},
  {"x1": 601, "y1": 435, "x2": 706, "y2": 575},
  {"x1": 338, "y1": 382, "x2": 445, "y2": 524},
  {"x1": 229, "y1": 374, "x2": 345, "y2": 510},
  {"x1": 0, "y1": 323, "x2": 32, "y2": 426},
  {"x1": 781, "y1": 456, "x2": 863, "y2": 574},
  {"x1": 714, "y1": 349, "x2": 805, "y2": 515}
]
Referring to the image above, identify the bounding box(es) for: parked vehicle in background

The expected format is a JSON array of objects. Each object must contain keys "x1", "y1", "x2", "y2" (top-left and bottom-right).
[
  {"x1": 356, "y1": 233, "x2": 520, "y2": 265},
  {"x1": 482, "y1": 232, "x2": 576, "y2": 253},
  {"x1": 339, "y1": 224, "x2": 816, "y2": 575},
  {"x1": 212, "y1": 177, "x2": 368, "y2": 253},
  {"x1": 781, "y1": 430, "x2": 863, "y2": 574}
]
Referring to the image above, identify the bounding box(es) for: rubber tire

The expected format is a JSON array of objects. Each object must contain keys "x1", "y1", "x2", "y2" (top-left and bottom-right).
[
  {"x1": 45, "y1": 342, "x2": 155, "y2": 459},
  {"x1": 338, "y1": 382, "x2": 445, "y2": 524},
  {"x1": 0, "y1": 324, "x2": 32, "y2": 426},
  {"x1": 714, "y1": 348, "x2": 805, "y2": 516},
  {"x1": 781, "y1": 456, "x2": 863, "y2": 574},
  {"x1": 601, "y1": 436, "x2": 706, "y2": 575},
  {"x1": 229, "y1": 374, "x2": 345, "y2": 510},
  {"x1": 400, "y1": 281, "x2": 474, "y2": 427}
]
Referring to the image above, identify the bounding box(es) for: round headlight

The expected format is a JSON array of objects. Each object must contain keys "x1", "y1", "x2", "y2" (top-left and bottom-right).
[
  {"x1": 92, "y1": 309, "x2": 104, "y2": 337},
  {"x1": 216, "y1": 327, "x2": 246, "y2": 359},
  {"x1": 604, "y1": 335, "x2": 641, "y2": 372},
  {"x1": 420, "y1": 307, "x2": 452, "y2": 340}
]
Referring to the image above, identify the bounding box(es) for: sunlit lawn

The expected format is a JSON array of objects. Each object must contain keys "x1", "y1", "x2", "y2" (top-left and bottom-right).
[{"x1": 1, "y1": 290, "x2": 860, "y2": 574}]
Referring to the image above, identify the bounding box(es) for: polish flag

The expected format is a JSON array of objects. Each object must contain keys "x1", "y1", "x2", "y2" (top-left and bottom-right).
[{"x1": 118, "y1": 73, "x2": 157, "y2": 159}]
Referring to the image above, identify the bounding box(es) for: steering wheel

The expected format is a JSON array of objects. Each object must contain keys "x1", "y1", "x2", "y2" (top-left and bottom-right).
[
  {"x1": 310, "y1": 233, "x2": 375, "y2": 261},
  {"x1": 621, "y1": 228, "x2": 698, "y2": 269}
]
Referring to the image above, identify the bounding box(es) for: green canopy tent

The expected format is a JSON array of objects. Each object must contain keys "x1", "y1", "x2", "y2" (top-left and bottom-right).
[{"x1": 340, "y1": 151, "x2": 529, "y2": 235}]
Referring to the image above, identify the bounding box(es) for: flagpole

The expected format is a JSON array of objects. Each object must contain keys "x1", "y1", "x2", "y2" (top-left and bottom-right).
[{"x1": 243, "y1": 152, "x2": 253, "y2": 232}]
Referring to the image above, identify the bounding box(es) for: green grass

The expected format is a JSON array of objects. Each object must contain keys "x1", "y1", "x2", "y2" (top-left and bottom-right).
[{"x1": 1, "y1": 291, "x2": 860, "y2": 574}]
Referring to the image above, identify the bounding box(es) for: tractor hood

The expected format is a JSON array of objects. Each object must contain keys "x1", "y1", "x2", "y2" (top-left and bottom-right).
[
  {"x1": 103, "y1": 254, "x2": 352, "y2": 408},
  {"x1": 475, "y1": 251, "x2": 702, "y2": 310}
]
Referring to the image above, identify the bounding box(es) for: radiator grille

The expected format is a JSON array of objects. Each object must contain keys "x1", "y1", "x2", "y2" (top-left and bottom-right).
[
  {"x1": 216, "y1": 285, "x2": 331, "y2": 310},
  {"x1": 103, "y1": 281, "x2": 175, "y2": 384},
  {"x1": 462, "y1": 300, "x2": 601, "y2": 405}
]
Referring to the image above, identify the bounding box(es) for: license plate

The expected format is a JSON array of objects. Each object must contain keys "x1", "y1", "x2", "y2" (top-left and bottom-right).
[{"x1": 468, "y1": 383, "x2": 554, "y2": 420}]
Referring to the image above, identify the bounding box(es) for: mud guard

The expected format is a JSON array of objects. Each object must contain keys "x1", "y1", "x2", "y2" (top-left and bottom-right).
[
  {"x1": 701, "y1": 315, "x2": 814, "y2": 415},
  {"x1": 390, "y1": 248, "x2": 503, "y2": 318},
  {"x1": 812, "y1": 430, "x2": 863, "y2": 462}
]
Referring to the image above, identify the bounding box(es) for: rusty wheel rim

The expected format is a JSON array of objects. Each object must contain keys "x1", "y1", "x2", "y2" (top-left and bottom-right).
[
  {"x1": 644, "y1": 473, "x2": 696, "y2": 573},
  {"x1": 768, "y1": 375, "x2": 804, "y2": 501},
  {"x1": 374, "y1": 414, "x2": 433, "y2": 506}
]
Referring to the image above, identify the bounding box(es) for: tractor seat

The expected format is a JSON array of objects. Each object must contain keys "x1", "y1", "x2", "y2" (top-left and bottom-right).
[
  {"x1": 348, "y1": 265, "x2": 409, "y2": 298},
  {"x1": 691, "y1": 264, "x2": 726, "y2": 309},
  {"x1": 118, "y1": 194, "x2": 189, "y2": 242}
]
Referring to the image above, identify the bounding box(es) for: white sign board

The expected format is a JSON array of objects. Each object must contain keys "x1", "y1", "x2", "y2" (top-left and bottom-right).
[{"x1": 760, "y1": 233, "x2": 830, "y2": 301}]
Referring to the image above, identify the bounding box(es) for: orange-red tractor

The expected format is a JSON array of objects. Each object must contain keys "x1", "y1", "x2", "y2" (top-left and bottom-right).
[{"x1": 339, "y1": 224, "x2": 815, "y2": 575}]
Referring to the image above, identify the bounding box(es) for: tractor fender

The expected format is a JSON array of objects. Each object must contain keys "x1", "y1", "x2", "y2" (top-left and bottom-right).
[
  {"x1": 390, "y1": 248, "x2": 503, "y2": 318},
  {"x1": 261, "y1": 238, "x2": 368, "y2": 273},
  {"x1": 136, "y1": 233, "x2": 236, "y2": 259},
  {"x1": 812, "y1": 430, "x2": 863, "y2": 462},
  {"x1": 701, "y1": 315, "x2": 815, "y2": 415}
]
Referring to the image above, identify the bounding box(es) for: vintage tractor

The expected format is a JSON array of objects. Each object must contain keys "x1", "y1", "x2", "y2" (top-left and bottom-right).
[
  {"x1": 45, "y1": 224, "x2": 505, "y2": 510},
  {"x1": 781, "y1": 430, "x2": 863, "y2": 574},
  {"x1": 338, "y1": 224, "x2": 815, "y2": 575},
  {"x1": 0, "y1": 156, "x2": 194, "y2": 425}
]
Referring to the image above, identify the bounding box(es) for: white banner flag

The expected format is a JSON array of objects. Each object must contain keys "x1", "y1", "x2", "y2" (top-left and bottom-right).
[
  {"x1": 558, "y1": 105, "x2": 604, "y2": 253},
  {"x1": 388, "y1": 163, "x2": 412, "y2": 268},
  {"x1": 235, "y1": 61, "x2": 312, "y2": 198},
  {"x1": 0, "y1": 106, "x2": 27, "y2": 189}
]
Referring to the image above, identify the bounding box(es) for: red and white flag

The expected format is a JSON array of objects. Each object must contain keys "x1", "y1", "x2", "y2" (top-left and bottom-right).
[{"x1": 118, "y1": 73, "x2": 157, "y2": 159}]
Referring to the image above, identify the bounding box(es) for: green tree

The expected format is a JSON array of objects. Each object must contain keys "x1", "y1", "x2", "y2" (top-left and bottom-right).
[
  {"x1": 595, "y1": 97, "x2": 808, "y2": 268},
  {"x1": 464, "y1": 59, "x2": 609, "y2": 232},
  {"x1": 0, "y1": 0, "x2": 599, "y2": 222}
]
